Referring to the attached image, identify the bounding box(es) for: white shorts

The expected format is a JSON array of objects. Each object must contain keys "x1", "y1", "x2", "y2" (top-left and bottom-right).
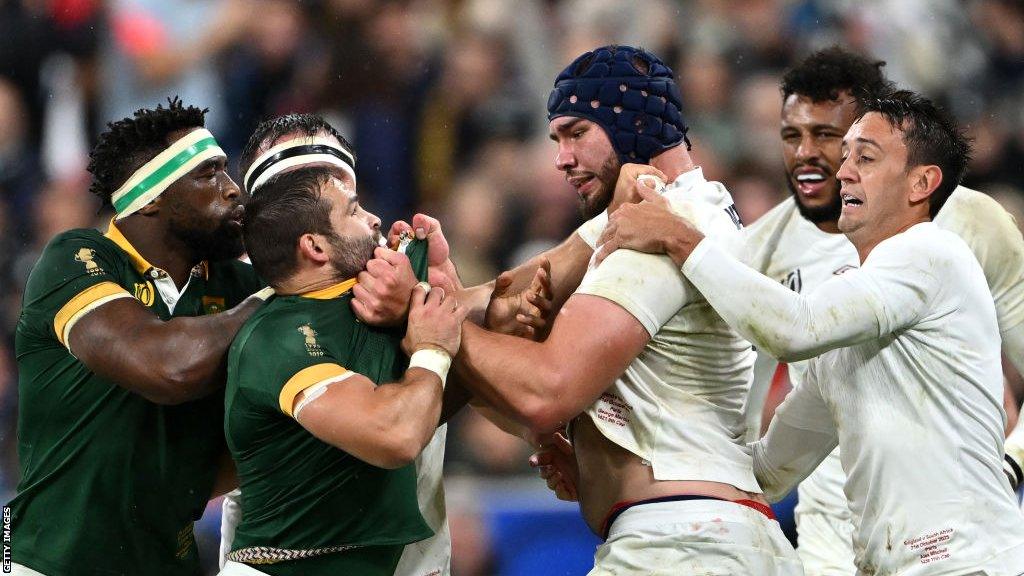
[
  {"x1": 588, "y1": 499, "x2": 804, "y2": 576},
  {"x1": 794, "y1": 511, "x2": 856, "y2": 576},
  {"x1": 10, "y1": 563, "x2": 48, "y2": 576},
  {"x1": 218, "y1": 560, "x2": 270, "y2": 575}
]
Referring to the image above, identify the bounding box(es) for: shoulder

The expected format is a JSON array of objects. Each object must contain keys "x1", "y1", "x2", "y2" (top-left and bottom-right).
[
  {"x1": 935, "y1": 186, "x2": 1021, "y2": 253},
  {"x1": 869, "y1": 223, "x2": 972, "y2": 272},
  {"x1": 744, "y1": 196, "x2": 798, "y2": 237},
  {"x1": 207, "y1": 258, "x2": 262, "y2": 293}
]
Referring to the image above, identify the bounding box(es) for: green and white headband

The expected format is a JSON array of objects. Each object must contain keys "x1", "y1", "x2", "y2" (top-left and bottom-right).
[
  {"x1": 112, "y1": 129, "x2": 226, "y2": 220},
  {"x1": 244, "y1": 135, "x2": 356, "y2": 194}
]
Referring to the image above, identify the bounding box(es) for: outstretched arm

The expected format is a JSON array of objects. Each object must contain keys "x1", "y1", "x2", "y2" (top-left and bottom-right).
[
  {"x1": 596, "y1": 187, "x2": 938, "y2": 362},
  {"x1": 69, "y1": 291, "x2": 268, "y2": 405}
]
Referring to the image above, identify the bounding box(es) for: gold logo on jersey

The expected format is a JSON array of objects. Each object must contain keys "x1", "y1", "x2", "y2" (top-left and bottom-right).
[
  {"x1": 202, "y1": 296, "x2": 225, "y2": 314},
  {"x1": 133, "y1": 281, "x2": 155, "y2": 307},
  {"x1": 74, "y1": 248, "x2": 104, "y2": 276},
  {"x1": 298, "y1": 324, "x2": 325, "y2": 356}
]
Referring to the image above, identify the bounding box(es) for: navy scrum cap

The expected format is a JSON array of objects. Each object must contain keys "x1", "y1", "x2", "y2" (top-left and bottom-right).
[{"x1": 547, "y1": 45, "x2": 690, "y2": 164}]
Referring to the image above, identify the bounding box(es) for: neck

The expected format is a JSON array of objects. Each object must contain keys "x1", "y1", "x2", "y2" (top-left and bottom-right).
[
  {"x1": 849, "y1": 216, "x2": 930, "y2": 263},
  {"x1": 275, "y1": 266, "x2": 348, "y2": 296},
  {"x1": 649, "y1": 145, "x2": 697, "y2": 182},
  {"x1": 815, "y1": 220, "x2": 841, "y2": 234},
  {"x1": 116, "y1": 216, "x2": 199, "y2": 288}
]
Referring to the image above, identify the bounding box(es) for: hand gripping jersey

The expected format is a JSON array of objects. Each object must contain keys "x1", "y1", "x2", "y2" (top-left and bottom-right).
[
  {"x1": 9, "y1": 222, "x2": 261, "y2": 575},
  {"x1": 224, "y1": 239, "x2": 440, "y2": 576},
  {"x1": 573, "y1": 168, "x2": 758, "y2": 491},
  {"x1": 692, "y1": 222, "x2": 1024, "y2": 574},
  {"x1": 742, "y1": 187, "x2": 1024, "y2": 571}
]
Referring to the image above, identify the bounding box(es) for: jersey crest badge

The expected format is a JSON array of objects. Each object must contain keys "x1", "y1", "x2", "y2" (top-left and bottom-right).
[
  {"x1": 298, "y1": 324, "x2": 325, "y2": 357},
  {"x1": 74, "y1": 248, "x2": 104, "y2": 276}
]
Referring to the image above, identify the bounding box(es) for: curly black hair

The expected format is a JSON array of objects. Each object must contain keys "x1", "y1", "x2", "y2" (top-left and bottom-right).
[
  {"x1": 856, "y1": 89, "x2": 971, "y2": 218},
  {"x1": 781, "y1": 46, "x2": 892, "y2": 104},
  {"x1": 239, "y1": 113, "x2": 355, "y2": 183},
  {"x1": 87, "y1": 97, "x2": 207, "y2": 207}
]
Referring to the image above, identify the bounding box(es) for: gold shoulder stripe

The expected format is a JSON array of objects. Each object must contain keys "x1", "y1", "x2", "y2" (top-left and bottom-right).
[
  {"x1": 279, "y1": 363, "x2": 351, "y2": 417},
  {"x1": 54, "y1": 282, "x2": 133, "y2": 348}
]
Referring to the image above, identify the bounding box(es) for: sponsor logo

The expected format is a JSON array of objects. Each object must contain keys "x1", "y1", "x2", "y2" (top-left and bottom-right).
[
  {"x1": 783, "y1": 269, "x2": 802, "y2": 293},
  {"x1": 133, "y1": 282, "x2": 155, "y2": 307},
  {"x1": 833, "y1": 264, "x2": 857, "y2": 275},
  {"x1": 298, "y1": 324, "x2": 325, "y2": 357}
]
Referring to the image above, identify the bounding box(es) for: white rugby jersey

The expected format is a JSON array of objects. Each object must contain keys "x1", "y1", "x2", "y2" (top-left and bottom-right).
[
  {"x1": 688, "y1": 222, "x2": 1024, "y2": 574},
  {"x1": 743, "y1": 187, "x2": 1024, "y2": 525},
  {"x1": 573, "y1": 168, "x2": 758, "y2": 491}
]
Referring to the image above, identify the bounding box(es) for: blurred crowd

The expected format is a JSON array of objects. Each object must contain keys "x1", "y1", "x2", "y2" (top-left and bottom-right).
[{"x1": 2, "y1": 0, "x2": 1024, "y2": 573}]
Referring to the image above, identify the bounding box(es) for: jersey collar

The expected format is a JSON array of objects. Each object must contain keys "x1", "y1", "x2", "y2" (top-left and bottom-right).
[
  {"x1": 104, "y1": 219, "x2": 209, "y2": 281},
  {"x1": 300, "y1": 278, "x2": 358, "y2": 299}
]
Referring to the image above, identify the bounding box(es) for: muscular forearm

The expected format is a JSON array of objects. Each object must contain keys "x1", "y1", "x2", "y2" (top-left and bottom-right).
[
  {"x1": 456, "y1": 322, "x2": 572, "y2": 433},
  {"x1": 353, "y1": 368, "x2": 445, "y2": 468},
  {"x1": 76, "y1": 294, "x2": 266, "y2": 405},
  {"x1": 682, "y1": 240, "x2": 879, "y2": 361}
]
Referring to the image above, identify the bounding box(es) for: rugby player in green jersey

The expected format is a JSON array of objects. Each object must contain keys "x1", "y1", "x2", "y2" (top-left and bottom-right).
[
  {"x1": 221, "y1": 156, "x2": 463, "y2": 574},
  {"x1": 8, "y1": 99, "x2": 270, "y2": 575}
]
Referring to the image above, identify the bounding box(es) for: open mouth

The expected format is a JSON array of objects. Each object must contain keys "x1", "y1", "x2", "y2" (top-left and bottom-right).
[
  {"x1": 793, "y1": 168, "x2": 830, "y2": 197},
  {"x1": 227, "y1": 205, "x2": 245, "y2": 227},
  {"x1": 841, "y1": 193, "x2": 863, "y2": 207}
]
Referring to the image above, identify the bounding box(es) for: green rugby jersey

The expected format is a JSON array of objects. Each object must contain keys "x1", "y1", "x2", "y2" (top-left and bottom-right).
[
  {"x1": 225, "y1": 239, "x2": 431, "y2": 575},
  {"x1": 9, "y1": 221, "x2": 261, "y2": 575}
]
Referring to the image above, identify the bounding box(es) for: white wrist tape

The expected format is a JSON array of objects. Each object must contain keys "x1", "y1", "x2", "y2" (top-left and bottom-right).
[
  {"x1": 253, "y1": 286, "x2": 276, "y2": 300},
  {"x1": 409, "y1": 348, "x2": 451, "y2": 388}
]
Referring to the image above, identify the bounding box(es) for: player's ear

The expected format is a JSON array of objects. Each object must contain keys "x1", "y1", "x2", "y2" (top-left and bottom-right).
[
  {"x1": 908, "y1": 164, "x2": 942, "y2": 204},
  {"x1": 297, "y1": 233, "x2": 330, "y2": 265},
  {"x1": 136, "y1": 199, "x2": 160, "y2": 216}
]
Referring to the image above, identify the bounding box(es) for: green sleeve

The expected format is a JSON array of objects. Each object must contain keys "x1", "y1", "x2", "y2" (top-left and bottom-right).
[{"x1": 21, "y1": 231, "x2": 132, "y2": 347}]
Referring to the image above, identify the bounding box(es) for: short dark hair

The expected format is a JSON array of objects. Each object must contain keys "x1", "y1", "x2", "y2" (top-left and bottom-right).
[
  {"x1": 242, "y1": 166, "x2": 336, "y2": 285},
  {"x1": 781, "y1": 46, "x2": 891, "y2": 104},
  {"x1": 856, "y1": 89, "x2": 971, "y2": 218},
  {"x1": 239, "y1": 113, "x2": 355, "y2": 179},
  {"x1": 88, "y1": 97, "x2": 207, "y2": 207}
]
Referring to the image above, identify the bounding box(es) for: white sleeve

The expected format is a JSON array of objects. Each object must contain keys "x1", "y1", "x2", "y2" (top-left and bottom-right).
[
  {"x1": 681, "y1": 235, "x2": 939, "y2": 362},
  {"x1": 575, "y1": 210, "x2": 608, "y2": 250},
  {"x1": 218, "y1": 488, "x2": 242, "y2": 569},
  {"x1": 744, "y1": 351, "x2": 779, "y2": 443},
  {"x1": 575, "y1": 248, "x2": 690, "y2": 337},
  {"x1": 1002, "y1": 322, "x2": 1024, "y2": 386},
  {"x1": 752, "y1": 364, "x2": 838, "y2": 501}
]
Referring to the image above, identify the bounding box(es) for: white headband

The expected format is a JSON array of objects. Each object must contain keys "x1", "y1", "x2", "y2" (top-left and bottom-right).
[
  {"x1": 112, "y1": 129, "x2": 225, "y2": 220},
  {"x1": 244, "y1": 135, "x2": 356, "y2": 193}
]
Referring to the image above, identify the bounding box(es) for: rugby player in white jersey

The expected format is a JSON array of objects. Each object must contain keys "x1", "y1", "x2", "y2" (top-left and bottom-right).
[
  {"x1": 597, "y1": 89, "x2": 1024, "y2": 574},
  {"x1": 736, "y1": 47, "x2": 1024, "y2": 575},
  {"x1": 449, "y1": 45, "x2": 802, "y2": 575}
]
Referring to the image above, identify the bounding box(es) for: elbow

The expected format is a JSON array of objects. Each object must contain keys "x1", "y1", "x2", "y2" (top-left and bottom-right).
[
  {"x1": 372, "y1": 432, "x2": 423, "y2": 470},
  {"x1": 144, "y1": 365, "x2": 213, "y2": 406},
  {"x1": 519, "y1": 373, "x2": 576, "y2": 434}
]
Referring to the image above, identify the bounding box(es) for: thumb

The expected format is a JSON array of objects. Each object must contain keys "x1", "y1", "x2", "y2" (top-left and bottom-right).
[
  {"x1": 492, "y1": 270, "x2": 514, "y2": 297},
  {"x1": 637, "y1": 183, "x2": 666, "y2": 205}
]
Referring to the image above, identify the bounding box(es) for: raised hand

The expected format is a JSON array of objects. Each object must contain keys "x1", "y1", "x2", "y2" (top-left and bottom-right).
[
  {"x1": 402, "y1": 283, "x2": 467, "y2": 358},
  {"x1": 608, "y1": 163, "x2": 668, "y2": 214},
  {"x1": 595, "y1": 183, "x2": 704, "y2": 268},
  {"x1": 485, "y1": 257, "x2": 553, "y2": 340},
  {"x1": 352, "y1": 247, "x2": 418, "y2": 326}
]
